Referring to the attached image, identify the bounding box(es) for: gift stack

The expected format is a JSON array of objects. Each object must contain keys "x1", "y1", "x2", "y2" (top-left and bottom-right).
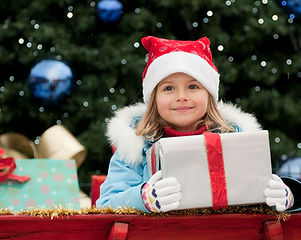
[{"x1": 0, "y1": 125, "x2": 88, "y2": 211}]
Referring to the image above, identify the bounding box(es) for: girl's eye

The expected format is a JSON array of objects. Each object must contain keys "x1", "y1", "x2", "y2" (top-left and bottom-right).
[
  {"x1": 164, "y1": 86, "x2": 173, "y2": 91},
  {"x1": 189, "y1": 84, "x2": 198, "y2": 90}
]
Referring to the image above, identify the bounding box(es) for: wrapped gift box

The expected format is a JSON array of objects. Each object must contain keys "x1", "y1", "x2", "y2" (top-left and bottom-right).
[
  {"x1": 0, "y1": 159, "x2": 80, "y2": 211},
  {"x1": 90, "y1": 175, "x2": 107, "y2": 207},
  {"x1": 147, "y1": 130, "x2": 272, "y2": 210}
]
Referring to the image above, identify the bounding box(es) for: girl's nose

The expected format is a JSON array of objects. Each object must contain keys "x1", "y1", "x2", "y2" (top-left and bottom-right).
[{"x1": 176, "y1": 89, "x2": 188, "y2": 101}]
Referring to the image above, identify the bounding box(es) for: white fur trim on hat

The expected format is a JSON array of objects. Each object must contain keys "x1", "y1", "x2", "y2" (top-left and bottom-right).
[{"x1": 142, "y1": 51, "x2": 220, "y2": 103}]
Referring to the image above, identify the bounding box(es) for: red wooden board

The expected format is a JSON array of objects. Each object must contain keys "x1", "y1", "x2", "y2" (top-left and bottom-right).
[{"x1": 0, "y1": 213, "x2": 300, "y2": 240}]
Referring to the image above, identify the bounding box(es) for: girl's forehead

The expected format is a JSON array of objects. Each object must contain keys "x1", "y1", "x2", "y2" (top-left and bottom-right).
[{"x1": 159, "y1": 73, "x2": 197, "y2": 83}]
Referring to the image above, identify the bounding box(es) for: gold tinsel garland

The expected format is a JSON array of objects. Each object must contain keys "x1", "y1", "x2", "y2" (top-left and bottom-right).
[{"x1": 0, "y1": 205, "x2": 290, "y2": 221}]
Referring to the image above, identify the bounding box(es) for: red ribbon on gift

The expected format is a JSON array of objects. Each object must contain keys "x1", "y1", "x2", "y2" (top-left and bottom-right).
[
  {"x1": 151, "y1": 144, "x2": 156, "y2": 175},
  {"x1": 203, "y1": 132, "x2": 228, "y2": 210},
  {"x1": 0, "y1": 150, "x2": 31, "y2": 184}
]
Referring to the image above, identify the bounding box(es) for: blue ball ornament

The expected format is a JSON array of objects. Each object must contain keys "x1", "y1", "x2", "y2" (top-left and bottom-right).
[
  {"x1": 96, "y1": 0, "x2": 123, "y2": 24},
  {"x1": 28, "y1": 59, "x2": 73, "y2": 106}
]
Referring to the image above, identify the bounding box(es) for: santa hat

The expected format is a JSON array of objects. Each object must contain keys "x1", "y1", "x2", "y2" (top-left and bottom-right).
[{"x1": 141, "y1": 36, "x2": 220, "y2": 103}]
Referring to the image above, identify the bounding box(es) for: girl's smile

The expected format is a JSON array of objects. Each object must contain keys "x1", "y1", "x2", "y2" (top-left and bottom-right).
[
  {"x1": 173, "y1": 106, "x2": 193, "y2": 112},
  {"x1": 156, "y1": 72, "x2": 209, "y2": 132}
]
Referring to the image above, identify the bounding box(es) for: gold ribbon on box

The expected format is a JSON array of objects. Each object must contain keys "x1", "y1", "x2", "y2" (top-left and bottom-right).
[{"x1": 0, "y1": 125, "x2": 87, "y2": 168}]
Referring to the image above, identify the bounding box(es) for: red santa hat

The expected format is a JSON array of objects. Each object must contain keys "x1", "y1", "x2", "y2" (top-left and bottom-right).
[{"x1": 141, "y1": 36, "x2": 220, "y2": 103}]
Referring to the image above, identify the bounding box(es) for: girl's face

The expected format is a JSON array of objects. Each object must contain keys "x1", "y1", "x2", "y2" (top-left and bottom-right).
[{"x1": 156, "y1": 72, "x2": 209, "y2": 132}]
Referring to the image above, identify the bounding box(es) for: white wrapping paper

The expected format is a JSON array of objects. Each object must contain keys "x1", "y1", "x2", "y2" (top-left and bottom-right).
[{"x1": 146, "y1": 130, "x2": 272, "y2": 210}]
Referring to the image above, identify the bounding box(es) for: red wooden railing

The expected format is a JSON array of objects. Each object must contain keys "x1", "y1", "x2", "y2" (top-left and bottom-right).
[{"x1": 0, "y1": 213, "x2": 300, "y2": 240}]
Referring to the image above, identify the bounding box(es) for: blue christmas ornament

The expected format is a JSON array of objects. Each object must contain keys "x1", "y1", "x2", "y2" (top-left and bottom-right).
[
  {"x1": 28, "y1": 59, "x2": 73, "y2": 106},
  {"x1": 96, "y1": 0, "x2": 123, "y2": 24}
]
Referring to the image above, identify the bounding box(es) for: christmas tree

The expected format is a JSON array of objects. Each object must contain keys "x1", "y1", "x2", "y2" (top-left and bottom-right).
[{"x1": 1, "y1": 0, "x2": 300, "y2": 192}]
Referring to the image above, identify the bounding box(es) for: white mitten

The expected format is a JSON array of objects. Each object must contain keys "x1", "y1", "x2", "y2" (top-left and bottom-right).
[
  {"x1": 264, "y1": 174, "x2": 294, "y2": 211},
  {"x1": 141, "y1": 170, "x2": 181, "y2": 212}
]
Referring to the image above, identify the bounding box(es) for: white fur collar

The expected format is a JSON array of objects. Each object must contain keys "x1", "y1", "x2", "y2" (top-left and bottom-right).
[{"x1": 106, "y1": 101, "x2": 261, "y2": 165}]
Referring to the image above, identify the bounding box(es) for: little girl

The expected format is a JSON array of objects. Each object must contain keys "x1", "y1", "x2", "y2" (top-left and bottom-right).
[{"x1": 96, "y1": 36, "x2": 297, "y2": 213}]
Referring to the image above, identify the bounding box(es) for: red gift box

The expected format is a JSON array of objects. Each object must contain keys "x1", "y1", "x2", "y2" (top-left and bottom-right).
[{"x1": 90, "y1": 175, "x2": 106, "y2": 206}]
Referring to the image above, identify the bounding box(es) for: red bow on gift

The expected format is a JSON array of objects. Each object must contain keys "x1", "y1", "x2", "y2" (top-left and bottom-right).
[{"x1": 0, "y1": 149, "x2": 31, "y2": 184}]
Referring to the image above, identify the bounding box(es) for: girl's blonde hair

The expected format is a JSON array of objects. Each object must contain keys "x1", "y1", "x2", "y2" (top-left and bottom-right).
[{"x1": 135, "y1": 87, "x2": 234, "y2": 141}]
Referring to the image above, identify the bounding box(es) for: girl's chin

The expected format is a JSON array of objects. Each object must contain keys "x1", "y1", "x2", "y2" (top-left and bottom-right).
[{"x1": 172, "y1": 126, "x2": 196, "y2": 132}]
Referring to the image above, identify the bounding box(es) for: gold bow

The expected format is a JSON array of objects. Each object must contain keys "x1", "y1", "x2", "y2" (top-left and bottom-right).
[{"x1": 0, "y1": 125, "x2": 87, "y2": 168}]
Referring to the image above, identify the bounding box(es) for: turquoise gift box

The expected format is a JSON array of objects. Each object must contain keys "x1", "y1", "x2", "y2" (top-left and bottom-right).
[{"x1": 0, "y1": 159, "x2": 80, "y2": 211}]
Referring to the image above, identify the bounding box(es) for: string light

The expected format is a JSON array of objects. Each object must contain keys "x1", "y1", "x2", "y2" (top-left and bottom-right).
[
  {"x1": 244, "y1": 25, "x2": 250, "y2": 31},
  {"x1": 261, "y1": 61, "x2": 267, "y2": 67},
  {"x1": 218, "y1": 45, "x2": 224, "y2": 51},
  {"x1": 258, "y1": 18, "x2": 264, "y2": 24},
  {"x1": 253, "y1": 7, "x2": 258, "y2": 13},
  {"x1": 207, "y1": 11, "x2": 213, "y2": 17},
  {"x1": 225, "y1": 1, "x2": 231, "y2": 6},
  {"x1": 35, "y1": 136, "x2": 40, "y2": 145},
  {"x1": 272, "y1": 15, "x2": 278, "y2": 21},
  {"x1": 286, "y1": 59, "x2": 292, "y2": 65}
]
